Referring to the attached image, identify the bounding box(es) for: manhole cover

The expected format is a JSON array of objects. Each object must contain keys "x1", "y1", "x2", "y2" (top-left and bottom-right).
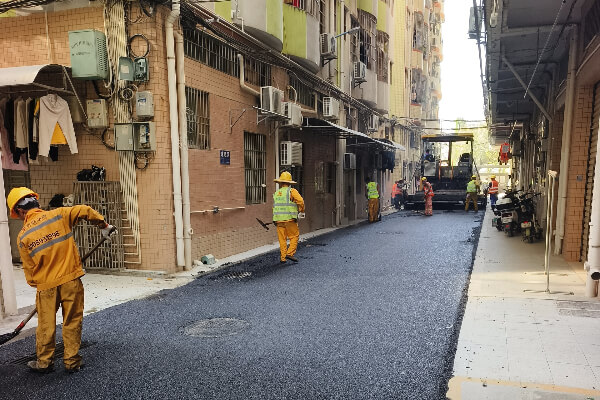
[{"x1": 182, "y1": 318, "x2": 250, "y2": 338}]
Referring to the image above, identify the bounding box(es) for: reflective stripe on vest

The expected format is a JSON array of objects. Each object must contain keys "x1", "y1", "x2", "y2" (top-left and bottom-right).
[
  {"x1": 366, "y1": 182, "x2": 379, "y2": 199},
  {"x1": 467, "y1": 180, "x2": 477, "y2": 193},
  {"x1": 488, "y1": 180, "x2": 499, "y2": 194},
  {"x1": 273, "y1": 187, "x2": 298, "y2": 221}
]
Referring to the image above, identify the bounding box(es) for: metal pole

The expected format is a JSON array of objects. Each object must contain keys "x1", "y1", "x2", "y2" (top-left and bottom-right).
[{"x1": 546, "y1": 170, "x2": 557, "y2": 292}]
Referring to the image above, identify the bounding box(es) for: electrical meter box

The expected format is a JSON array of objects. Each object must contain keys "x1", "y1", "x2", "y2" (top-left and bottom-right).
[
  {"x1": 135, "y1": 91, "x2": 154, "y2": 118},
  {"x1": 114, "y1": 122, "x2": 156, "y2": 152},
  {"x1": 134, "y1": 57, "x2": 149, "y2": 82},
  {"x1": 86, "y1": 99, "x2": 109, "y2": 128},
  {"x1": 68, "y1": 30, "x2": 109, "y2": 80}
]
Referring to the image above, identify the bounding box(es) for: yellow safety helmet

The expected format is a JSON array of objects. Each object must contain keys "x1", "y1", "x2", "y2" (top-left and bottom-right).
[
  {"x1": 471, "y1": 175, "x2": 477, "y2": 179},
  {"x1": 7, "y1": 187, "x2": 39, "y2": 219},
  {"x1": 274, "y1": 171, "x2": 297, "y2": 184},
  {"x1": 491, "y1": 175, "x2": 496, "y2": 179},
  {"x1": 421, "y1": 177, "x2": 427, "y2": 181}
]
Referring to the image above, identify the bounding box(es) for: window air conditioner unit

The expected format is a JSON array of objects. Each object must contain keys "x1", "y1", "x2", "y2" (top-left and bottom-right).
[
  {"x1": 367, "y1": 114, "x2": 379, "y2": 132},
  {"x1": 353, "y1": 61, "x2": 367, "y2": 83},
  {"x1": 320, "y1": 33, "x2": 337, "y2": 59},
  {"x1": 322, "y1": 97, "x2": 340, "y2": 120},
  {"x1": 343, "y1": 153, "x2": 356, "y2": 170},
  {"x1": 280, "y1": 141, "x2": 303, "y2": 166},
  {"x1": 282, "y1": 102, "x2": 302, "y2": 127},
  {"x1": 260, "y1": 86, "x2": 284, "y2": 115}
]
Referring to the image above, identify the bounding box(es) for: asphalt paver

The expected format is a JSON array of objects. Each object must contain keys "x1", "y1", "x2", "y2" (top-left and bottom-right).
[{"x1": 0, "y1": 210, "x2": 483, "y2": 400}]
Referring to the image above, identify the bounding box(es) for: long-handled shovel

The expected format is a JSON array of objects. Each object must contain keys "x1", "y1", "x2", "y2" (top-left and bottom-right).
[
  {"x1": 256, "y1": 218, "x2": 274, "y2": 231},
  {"x1": 0, "y1": 227, "x2": 116, "y2": 345}
]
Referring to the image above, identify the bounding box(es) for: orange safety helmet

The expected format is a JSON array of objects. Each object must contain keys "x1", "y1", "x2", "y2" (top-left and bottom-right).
[{"x1": 7, "y1": 187, "x2": 39, "y2": 219}]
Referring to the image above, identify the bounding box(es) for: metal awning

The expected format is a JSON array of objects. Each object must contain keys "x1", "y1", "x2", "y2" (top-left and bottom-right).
[
  {"x1": 302, "y1": 118, "x2": 405, "y2": 151},
  {"x1": 0, "y1": 64, "x2": 76, "y2": 95}
]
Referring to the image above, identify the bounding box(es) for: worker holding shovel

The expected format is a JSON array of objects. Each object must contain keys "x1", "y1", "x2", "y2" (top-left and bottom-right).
[
  {"x1": 272, "y1": 172, "x2": 305, "y2": 263},
  {"x1": 6, "y1": 187, "x2": 115, "y2": 374}
]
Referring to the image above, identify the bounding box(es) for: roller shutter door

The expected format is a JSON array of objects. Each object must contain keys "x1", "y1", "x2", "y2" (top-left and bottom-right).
[{"x1": 582, "y1": 82, "x2": 600, "y2": 261}]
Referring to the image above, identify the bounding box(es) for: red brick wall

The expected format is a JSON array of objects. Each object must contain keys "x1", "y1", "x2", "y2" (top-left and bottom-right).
[{"x1": 563, "y1": 85, "x2": 594, "y2": 261}]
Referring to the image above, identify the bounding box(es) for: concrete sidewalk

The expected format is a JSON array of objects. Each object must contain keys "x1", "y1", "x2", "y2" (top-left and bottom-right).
[{"x1": 447, "y1": 208, "x2": 600, "y2": 399}]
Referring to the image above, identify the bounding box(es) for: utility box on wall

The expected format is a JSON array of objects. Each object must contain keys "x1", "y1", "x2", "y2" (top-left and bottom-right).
[
  {"x1": 68, "y1": 29, "x2": 109, "y2": 80},
  {"x1": 135, "y1": 91, "x2": 154, "y2": 118},
  {"x1": 114, "y1": 122, "x2": 156, "y2": 152}
]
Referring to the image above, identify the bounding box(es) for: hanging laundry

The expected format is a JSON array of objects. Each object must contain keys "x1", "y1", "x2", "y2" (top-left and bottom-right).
[
  {"x1": 0, "y1": 102, "x2": 28, "y2": 171},
  {"x1": 28, "y1": 98, "x2": 38, "y2": 160},
  {"x1": 38, "y1": 94, "x2": 78, "y2": 158}
]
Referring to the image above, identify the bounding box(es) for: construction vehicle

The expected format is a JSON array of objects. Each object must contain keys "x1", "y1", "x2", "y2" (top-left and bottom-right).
[{"x1": 405, "y1": 133, "x2": 486, "y2": 209}]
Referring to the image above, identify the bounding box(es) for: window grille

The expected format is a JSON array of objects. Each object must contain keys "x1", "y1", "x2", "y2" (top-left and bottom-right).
[
  {"x1": 183, "y1": 29, "x2": 239, "y2": 78},
  {"x1": 289, "y1": 75, "x2": 316, "y2": 108},
  {"x1": 244, "y1": 132, "x2": 267, "y2": 204},
  {"x1": 326, "y1": 162, "x2": 335, "y2": 194},
  {"x1": 319, "y1": 0, "x2": 326, "y2": 34},
  {"x1": 358, "y1": 10, "x2": 376, "y2": 70},
  {"x1": 244, "y1": 57, "x2": 272, "y2": 87},
  {"x1": 350, "y1": 16, "x2": 360, "y2": 62},
  {"x1": 376, "y1": 31, "x2": 389, "y2": 82},
  {"x1": 284, "y1": 0, "x2": 320, "y2": 18},
  {"x1": 185, "y1": 87, "x2": 210, "y2": 149}
]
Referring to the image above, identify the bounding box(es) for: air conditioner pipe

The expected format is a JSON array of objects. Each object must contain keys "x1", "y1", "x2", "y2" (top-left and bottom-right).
[
  {"x1": 175, "y1": 30, "x2": 192, "y2": 270},
  {"x1": 555, "y1": 26, "x2": 578, "y2": 255},
  {"x1": 236, "y1": 54, "x2": 260, "y2": 97},
  {"x1": 166, "y1": 0, "x2": 185, "y2": 268}
]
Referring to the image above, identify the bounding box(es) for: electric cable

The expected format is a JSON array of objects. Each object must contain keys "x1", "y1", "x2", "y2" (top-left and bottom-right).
[
  {"x1": 127, "y1": 33, "x2": 150, "y2": 58},
  {"x1": 101, "y1": 128, "x2": 116, "y2": 150},
  {"x1": 139, "y1": 0, "x2": 155, "y2": 17}
]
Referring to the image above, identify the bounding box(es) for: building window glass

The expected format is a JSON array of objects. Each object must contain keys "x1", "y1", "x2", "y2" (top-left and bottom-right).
[
  {"x1": 289, "y1": 75, "x2": 316, "y2": 108},
  {"x1": 185, "y1": 87, "x2": 210, "y2": 149},
  {"x1": 244, "y1": 132, "x2": 267, "y2": 204}
]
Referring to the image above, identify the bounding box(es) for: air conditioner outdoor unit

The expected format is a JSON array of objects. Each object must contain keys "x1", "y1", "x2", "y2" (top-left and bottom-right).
[
  {"x1": 260, "y1": 86, "x2": 284, "y2": 115},
  {"x1": 367, "y1": 115, "x2": 379, "y2": 132},
  {"x1": 282, "y1": 102, "x2": 302, "y2": 127},
  {"x1": 353, "y1": 61, "x2": 367, "y2": 83},
  {"x1": 322, "y1": 97, "x2": 340, "y2": 120},
  {"x1": 320, "y1": 33, "x2": 337, "y2": 59},
  {"x1": 343, "y1": 153, "x2": 356, "y2": 170},
  {"x1": 280, "y1": 141, "x2": 303, "y2": 166}
]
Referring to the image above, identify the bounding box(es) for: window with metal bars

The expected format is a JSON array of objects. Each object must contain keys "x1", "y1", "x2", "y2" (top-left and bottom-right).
[
  {"x1": 185, "y1": 87, "x2": 210, "y2": 149},
  {"x1": 358, "y1": 10, "x2": 376, "y2": 70},
  {"x1": 288, "y1": 75, "x2": 316, "y2": 108},
  {"x1": 376, "y1": 31, "x2": 389, "y2": 82},
  {"x1": 350, "y1": 16, "x2": 359, "y2": 62},
  {"x1": 244, "y1": 132, "x2": 267, "y2": 204},
  {"x1": 284, "y1": 0, "x2": 320, "y2": 18},
  {"x1": 319, "y1": 0, "x2": 326, "y2": 34},
  {"x1": 183, "y1": 29, "x2": 240, "y2": 78},
  {"x1": 244, "y1": 56, "x2": 272, "y2": 87}
]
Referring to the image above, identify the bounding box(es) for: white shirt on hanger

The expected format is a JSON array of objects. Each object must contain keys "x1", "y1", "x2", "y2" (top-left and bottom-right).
[{"x1": 38, "y1": 94, "x2": 78, "y2": 157}]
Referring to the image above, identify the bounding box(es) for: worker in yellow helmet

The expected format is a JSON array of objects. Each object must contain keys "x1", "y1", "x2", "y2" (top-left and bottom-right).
[
  {"x1": 365, "y1": 176, "x2": 380, "y2": 222},
  {"x1": 273, "y1": 172, "x2": 305, "y2": 263},
  {"x1": 6, "y1": 187, "x2": 115, "y2": 373},
  {"x1": 487, "y1": 175, "x2": 499, "y2": 209},
  {"x1": 465, "y1": 175, "x2": 480, "y2": 212}
]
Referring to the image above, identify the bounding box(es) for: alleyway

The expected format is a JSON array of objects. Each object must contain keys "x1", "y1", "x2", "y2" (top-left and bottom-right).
[{"x1": 0, "y1": 211, "x2": 483, "y2": 400}]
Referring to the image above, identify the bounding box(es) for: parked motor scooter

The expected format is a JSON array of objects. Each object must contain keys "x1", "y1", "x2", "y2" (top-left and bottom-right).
[
  {"x1": 519, "y1": 192, "x2": 543, "y2": 243},
  {"x1": 496, "y1": 189, "x2": 522, "y2": 236}
]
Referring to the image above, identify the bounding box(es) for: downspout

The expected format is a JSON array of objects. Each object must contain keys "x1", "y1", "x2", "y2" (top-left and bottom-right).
[
  {"x1": 334, "y1": 0, "x2": 344, "y2": 225},
  {"x1": 236, "y1": 54, "x2": 260, "y2": 97},
  {"x1": 166, "y1": 0, "x2": 185, "y2": 268},
  {"x1": 555, "y1": 26, "x2": 578, "y2": 255},
  {"x1": 174, "y1": 30, "x2": 192, "y2": 270},
  {"x1": 584, "y1": 127, "x2": 600, "y2": 296}
]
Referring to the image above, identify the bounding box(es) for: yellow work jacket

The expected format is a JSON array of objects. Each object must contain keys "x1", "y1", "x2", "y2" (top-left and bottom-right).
[
  {"x1": 17, "y1": 206, "x2": 106, "y2": 291},
  {"x1": 272, "y1": 186, "x2": 305, "y2": 223}
]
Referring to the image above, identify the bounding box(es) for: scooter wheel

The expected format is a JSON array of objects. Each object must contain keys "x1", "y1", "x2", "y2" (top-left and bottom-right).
[
  {"x1": 528, "y1": 236, "x2": 534, "y2": 243},
  {"x1": 496, "y1": 225, "x2": 502, "y2": 231},
  {"x1": 507, "y1": 228, "x2": 514, "y2": 237}
]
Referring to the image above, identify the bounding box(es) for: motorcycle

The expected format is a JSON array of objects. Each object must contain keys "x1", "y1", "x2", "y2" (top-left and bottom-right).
[
  {"x1": 495, "y1": 189, "x2": 523, "y2": 236},
  {"x1": 519, "y1": 192, "x2": 543, "y2": 243}
]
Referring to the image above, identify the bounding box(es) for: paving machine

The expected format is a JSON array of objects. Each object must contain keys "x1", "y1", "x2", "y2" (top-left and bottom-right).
[{"x1": 405, "y1": 133, "x2": 486, "y2": 209}]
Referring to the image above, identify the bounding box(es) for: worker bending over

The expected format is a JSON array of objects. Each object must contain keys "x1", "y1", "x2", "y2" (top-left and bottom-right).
[
  {"x1": 273, "y1": 172, "x2": 305, "y2": 263},
  {"x1": 465, "y1": 175, "x2": 480, "y2": 212},
  {"x1": 7, "y1": 187, "x2": 115, "y2": 373}
]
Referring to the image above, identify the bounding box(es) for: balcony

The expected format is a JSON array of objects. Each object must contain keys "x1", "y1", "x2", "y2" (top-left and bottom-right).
[
  {"x1": 358, "y1": 0, "x2": 378, "y2": 18},
  {"x1": 282, "y1": 1, "x2": 320, "y2": 72},
  {"x1": 410, "y1": 103, "x2": 422, "y2": 120},
  {"x1": 411, "y1": 49, "x2": 424, "y2": 70},
  {"x1": 235, "y1": 0, "x2": 283, "y2": 51}
]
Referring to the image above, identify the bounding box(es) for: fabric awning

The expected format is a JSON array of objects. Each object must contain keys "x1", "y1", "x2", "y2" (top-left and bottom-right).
[{"x1": 302, "y1": 118, "x2": 405, "y2": 151}]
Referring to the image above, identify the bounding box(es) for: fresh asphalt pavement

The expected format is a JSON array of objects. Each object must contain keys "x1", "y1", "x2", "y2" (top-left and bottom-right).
[{"x1": 0, "y1": 210, "x2": 483, "y2": 400}]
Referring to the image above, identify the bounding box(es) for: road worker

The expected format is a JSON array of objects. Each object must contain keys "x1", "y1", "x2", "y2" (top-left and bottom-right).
[
  {"x1": 365, "y1": 176, "x2": 380, "y2": 222},
  {"x1": 465, "y1": 175, "x2": 480, "y2": 212},
  {"x1": 273, "y1": 172, "x2": 305, "y2": 263},
  {"x1": 487, "y1": 175, "x2": 499, "y2": 209},
  {"x1": 391, "y1": 181, "x2": 402, "y2": 209},
  {"x1": 421, "y1": 177, "x2": 434, "y2": 216},
  {"x1": 7, "y1": 187, "x2": 115, "y2": 373}
]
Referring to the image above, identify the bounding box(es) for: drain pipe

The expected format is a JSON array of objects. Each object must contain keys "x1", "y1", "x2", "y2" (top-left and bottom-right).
[
  {"x1": 236, "y1": 54, "x2": 260, "y2": 97},
  {"x1": 584, "y1": 112, "x2": 600, "y2": 297},
  {"x1": 166, "y1": 0, "x2": 185, "y2": 268},
  {"x1": 0, "y1": 167, "x2": 17, "y2": 316},
  {"x1": 175, "y1": 30, "x2": 192, "y2": 270},
  {"x1": 555, "y1": 26, "x2": 578, "y2": 255}
]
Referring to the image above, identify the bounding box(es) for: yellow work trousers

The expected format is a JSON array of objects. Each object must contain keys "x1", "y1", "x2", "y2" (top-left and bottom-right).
[
  {"x1": 36, "y1": 278, "x2": 84, "y2": 369},
  {"x1": 465, "y1": 193, "x2": 479, "y2": 211},
  {"x1": 368, "y1": 198, "x2": 380, "y2": 222},
  {"x1": 276, "y1": 221, "x2": 299, "y2": 262}
]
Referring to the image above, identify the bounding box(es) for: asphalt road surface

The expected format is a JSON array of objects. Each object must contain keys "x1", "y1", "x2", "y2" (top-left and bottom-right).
[{"x1": 0, "y1": 210, "x2": 483, "y2": 400}]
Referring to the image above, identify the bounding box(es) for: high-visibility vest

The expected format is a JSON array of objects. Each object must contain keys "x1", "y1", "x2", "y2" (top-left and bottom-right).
[
  {"x1": 467, "y1": 180, "x2": 477, "y2": 193},
  {"x1": 391, "y1": 185, "x2": 401, "y2": 197},
  {"x1": 488, "y1": 180, "x2": 499, "y2": 194},
  {"x1": 273, "y1": 187, "x2": 298, "y2": 221},
  {"x1": 366, "y1": 182, "x2": 379, "y2": 199}
]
